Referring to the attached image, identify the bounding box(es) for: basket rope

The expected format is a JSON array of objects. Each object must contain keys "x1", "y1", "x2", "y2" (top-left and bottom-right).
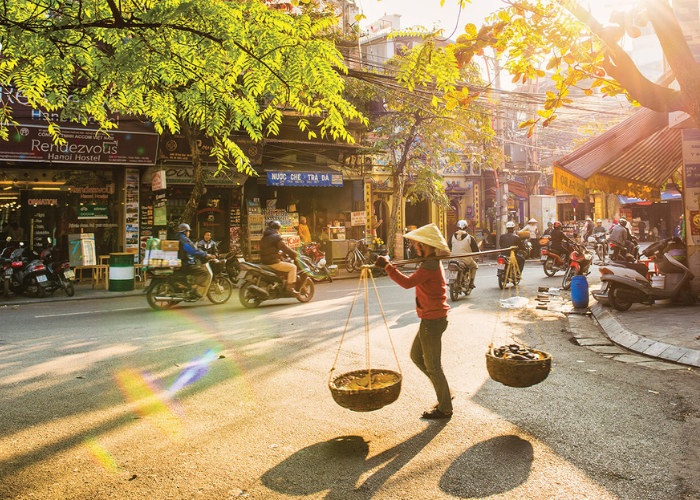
[
  {"x1": 329, "y1": 266, "x2": 402, "y2": 388},
  {"x1": 489, "y1": 250, "x2": 547, "y2": 355}
]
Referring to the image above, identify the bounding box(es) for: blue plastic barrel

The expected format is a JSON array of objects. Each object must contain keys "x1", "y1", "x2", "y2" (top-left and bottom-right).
[{"x1": 571, "y1": 275, "x2": 589, "y2": 308}]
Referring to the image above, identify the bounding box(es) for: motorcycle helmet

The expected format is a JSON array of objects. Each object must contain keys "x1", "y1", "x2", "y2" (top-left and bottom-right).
[
  {"x1": 268, "y1": 220, "x2": 282, "y2": 230},
  {"x1": 547, "y1": 221, "x2": 553, "y2": 227},
  {"x1": 177, "y1": 223, "x2": 191, "y2": 232},
  {"x1": 612, "y1": 218, "x2": 618, "y2": 224},
  {"x1": 505, "y1": 221, "x2": 516, "y2": 231},
  {"x1": 553, "y1": 221, "x2": 562, "y2": 228},
  {"x1": 619, "y1": 219, "x2": 627, "y2": 227},
  {"x1": 457, "y1": 220, "x2": 467, "y2": 230},
  {"x1": 596, "y1": 219, "x2": 602, "y2": 223},
  {"x1": 585, "y1": 216, "x2": 592, "y2": 221}
]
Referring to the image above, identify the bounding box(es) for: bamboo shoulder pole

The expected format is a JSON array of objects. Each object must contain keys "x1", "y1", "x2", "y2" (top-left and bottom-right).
[{"x1": 388, "y1": 246, "x2": 519, "y2": 267}]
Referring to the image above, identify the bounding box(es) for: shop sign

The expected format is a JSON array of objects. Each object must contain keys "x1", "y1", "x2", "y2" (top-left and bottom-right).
[
  {"x1": 152, "y1": 170, "x2": 167, "y2": 191},
  {"x1": 1, "y1": 125, "x2": 158, "y2": 165},
  {"x1": 159, "y1": 134, "x2": 262, "y2": 165},
  {"x1": 266, "y1": 171, "x2": 343, "y2": 187},
  {"x1": 154, "y1": 206, "x2": 167, "y2": 225},
  {"x1": 351, "y1": 211, "x2": 366, "y2": 226},
  {"x1": 78, "y1": 204, "x2": 108, "y2": 219},
  {"x1": 144, "y1": 166, "x2": 246, "y2": 186},
  {"x1": 553, "y1": 166, "x2": 587, "y2": 199},
  {"x1": 28, "y1": 198, "x2": 58, "y2": 206}
]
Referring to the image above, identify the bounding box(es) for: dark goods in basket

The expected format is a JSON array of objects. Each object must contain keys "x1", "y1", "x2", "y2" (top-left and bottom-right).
[
  {"x1": 486, "y1": 344, "x2": 552, "y2": 388},
  {"x1": 329, "y1": 369, "x2": 402, "y2": 412}
]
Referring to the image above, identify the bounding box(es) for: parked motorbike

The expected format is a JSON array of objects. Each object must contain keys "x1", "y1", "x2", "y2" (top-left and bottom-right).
[
  {"x1": 238, "y1": 256, "x2": 314, "y2": 308},
  {"x1": 446, "y1": 259, "x2": 473, "y2": 301},
  {"x1": 561, "y1": 242, "x2": 594, "y2": 290},
  {"x1": 594, "y1": 237, "x2": 695, "y2": 311},
  {"x1": 146, "y1": 257, "x2": 233, "y2": 310},
  {"x1": 300, "y1": 242, "x2": 337, "y2": 283},
  {"x1": 1, "y1": 238, "x2": 16, "y2": 298},
  {"x1": 5, "y1": 243, "x2": 49, "y2": 297},
  {"x1": 541, "y1": 240, "x2": 572, "y2": 277},
  {"x1": 497, "y1": 252, "x2": 523, "y2": 289},
  {"x1": 39, "y1": 238, "x2": 75, "y2": 297}
]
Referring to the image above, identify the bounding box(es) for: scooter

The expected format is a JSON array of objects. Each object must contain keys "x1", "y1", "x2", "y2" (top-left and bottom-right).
[
  {"x1": 300, "y1": 242, "x2": 337, "y2": 283},
  {"x1": 446, "y1": 259, "x2": 473, "y2": 301},
  {"x1": 594, "y1": 237, "x2": 695, "y2": 311},
  {"x1": 238, "y1": 256, "x2": 314, "y2": 308},
  {"x1": 610, "y1": 234, "x2": 640, "y2": 262},
  {"x1": 541, "y1": 240, "x2": 572, "y2": 277},
  {"x1": 561, "y1": 242, "x2": 594, "y2": 290},
  {"x1": 6, "y1": 243, "x2": 49, "y2": 298},
  {"x1": 592, "y1": 233, "x2": 608, "y2": 262},
  {"x1": 40, "y1": 238, "x2": 75, "y2": 297},
  {"x1": 146, "y1": 257, "x2": 233, "y2": 310},
  {"x1": 497, "y1": 251, "x2": 523, "y2": 289}
]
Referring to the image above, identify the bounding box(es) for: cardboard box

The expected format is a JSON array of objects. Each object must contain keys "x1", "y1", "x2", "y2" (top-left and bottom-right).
[
  {"x1": 163, "y1": 250, "x2": 178, "y2": 260},
  {"x1": 161, "y1": 240, "x2": 179, "y2": 251}
]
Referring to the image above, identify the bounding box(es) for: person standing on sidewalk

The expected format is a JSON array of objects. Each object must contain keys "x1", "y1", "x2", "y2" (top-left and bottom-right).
[{"x1": 374, "y1": 223, "x2": 453, "y2": 420}]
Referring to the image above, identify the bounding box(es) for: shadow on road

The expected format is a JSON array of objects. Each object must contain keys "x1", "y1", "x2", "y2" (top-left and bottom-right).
[
  {"x1": 439, "y1": 435, "x2": 533, "y2": 498},
  {"x1": 261, "y1": 421, "x2": 448, "y2": 499}
]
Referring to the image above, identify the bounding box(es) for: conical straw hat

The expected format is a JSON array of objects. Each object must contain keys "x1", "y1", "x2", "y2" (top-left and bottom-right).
[{"x1": 404, "y1": 223, "x2": 451, "y2": 253}]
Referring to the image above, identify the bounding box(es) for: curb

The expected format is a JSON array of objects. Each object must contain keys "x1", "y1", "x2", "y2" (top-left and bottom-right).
[
  {"x1": 1, "y1": 288, "x2": 144, "y2": 306},
  {"x1": 590, "y1": 302, "x2": 700, "y2": 368}
]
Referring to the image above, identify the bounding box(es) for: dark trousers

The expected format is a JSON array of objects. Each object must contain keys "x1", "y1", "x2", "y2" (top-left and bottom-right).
[{"x1": 411, "y1": 317, "x2": 452, "y2": 413}]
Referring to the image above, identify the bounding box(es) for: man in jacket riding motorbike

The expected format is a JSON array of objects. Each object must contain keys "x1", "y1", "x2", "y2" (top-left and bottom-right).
[
  {"x1": 176, "y1": 223, "x2": 212, "y2": 298},
  {"x1": 499, "y1": 221, "x2": 527, "y2": 271},
  {"x1": 260, "y1": 220, "x2": 299, "y2": 294},
  {"x1": 593, "y1": 219, "x2": 607, "y2": 235},
  {"x1": 549, "y1": 221, "x2": 573, "y2": 260},
  {"x1": 448, "y1": 220, "x2": 479, "y2": 289},
  {"x1": 609, "y1": 218, "x2": 629, "y2": 260}
]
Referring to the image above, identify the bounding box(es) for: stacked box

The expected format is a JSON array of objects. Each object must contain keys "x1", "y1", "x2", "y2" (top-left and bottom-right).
[{"x1": 143, "y1": 238, "x2": 181, "y2": 269}]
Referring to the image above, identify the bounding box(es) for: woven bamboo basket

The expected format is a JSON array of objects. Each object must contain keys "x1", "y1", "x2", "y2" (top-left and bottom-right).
[
  {"x1": 485, "y1": 349, "x2": 552, "y2": 388},
  {"x1": 329, "y1": 369, "x2": 402, "y2": 412}
]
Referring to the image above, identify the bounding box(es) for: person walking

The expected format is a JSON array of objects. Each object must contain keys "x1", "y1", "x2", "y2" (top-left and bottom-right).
[
  {"x1": 374, "y1": 223, "x2": 453, "y2": 420},
  {"x1": 523, "y1": 218, "x2": 539, "y2": 255}
]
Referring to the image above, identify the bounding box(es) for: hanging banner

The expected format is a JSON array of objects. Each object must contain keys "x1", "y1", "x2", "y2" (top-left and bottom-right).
[
  {"x1": 552, "y1": 166, "x2": 587, "y2": 199},
  {"x1": 266, "y1": 171, "x2": 343, "y2": 187}
]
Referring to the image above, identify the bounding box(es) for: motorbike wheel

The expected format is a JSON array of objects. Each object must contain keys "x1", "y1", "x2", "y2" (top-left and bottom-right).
[
  {"x1": 498, "y1": 274, "x2": 505, "y2": 290},
  {"x1": 239, "y1": 282, "x2": 263, "y2": 309},
  {"x1": 3, "y1": 278, "x2": 8, "y2": 299},
  {"x1": 680, "y1": 287, "x2": 697, "y2": 306},
  {"x1": 562, "y1": 267, "x2": 575, "y2": 291},
  {"x1": 296, "y1": 277, "x2": 315, "y2": 303},
  {"x1": 323, "y1": 266, "x2": 333, "y2": 283},
  {"x1": 450, "y1": 282, "x2": 459, "y2": 301},
  {"x1": 371, "y1": 266, "x2": 386, "y2": 278},
  {"x1": 207, "y1": 276, "x2": 233, "y2": 305},
  {"x1": 34, "y1": 283, "x2": 46, "y2": 298},
  {"x1": 147, "y1": 282, "x2": 177, "y2": 311},
  {"x1": 543, "y1": 257, "x2": 557, "y2": 277},
  {"x1": 63, "y1": 280, "x2": 75, "y2": 297},
  {"x1": 608, "y1": 284, "x2": 634, "y2": 312},
  {"x1": 464, "y1": 274, "x2": 473, "y2": 296}
]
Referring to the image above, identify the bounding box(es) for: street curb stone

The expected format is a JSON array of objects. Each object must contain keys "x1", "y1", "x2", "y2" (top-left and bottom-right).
[{"x1": 590, "y1": 302, "x2": 700, "y2": 368}]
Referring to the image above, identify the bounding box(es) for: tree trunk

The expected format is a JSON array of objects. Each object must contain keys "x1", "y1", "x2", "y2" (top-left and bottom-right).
[
  {"x1": 388, "y1": 169, "x2": 403, "y2": 259},
  {"x1": 180, "y1": 119, "x2": 208, "y2": 227}
]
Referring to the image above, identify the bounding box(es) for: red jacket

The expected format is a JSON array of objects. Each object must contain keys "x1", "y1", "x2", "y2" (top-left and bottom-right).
[{"x1": 385, "y1": 259, "x2": 449, "y2": 319}]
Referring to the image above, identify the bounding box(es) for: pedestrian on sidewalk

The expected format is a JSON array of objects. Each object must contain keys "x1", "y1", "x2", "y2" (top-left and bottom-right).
[{"x1": 375, "y1": 223, "x2": 453, "y2": 420}]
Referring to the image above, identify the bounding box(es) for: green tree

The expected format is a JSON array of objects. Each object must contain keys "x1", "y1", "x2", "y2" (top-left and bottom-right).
[
  {"x1": 0, "y1": 0, "x2": 364, "y2": 224},
  {"x1": 347, "y1": 41, "x2": 499, "y2": 256}
]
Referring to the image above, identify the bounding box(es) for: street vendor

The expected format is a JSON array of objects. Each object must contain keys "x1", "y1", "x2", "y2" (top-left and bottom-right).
[
  {"x1": 297, "y1": 216, "x2": 312, "y2": 244},
  {"x1": 375, "y1": 223, "x2": 453, "y2": 420}
]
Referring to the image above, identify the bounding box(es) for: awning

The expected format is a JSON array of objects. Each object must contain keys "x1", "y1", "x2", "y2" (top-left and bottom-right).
[
  {"x1": 617, "y1": 189, "x2": 683, "y2": 205},
  {"x1": 552, "y1": 109, "x2": 682, "y2": 201}
]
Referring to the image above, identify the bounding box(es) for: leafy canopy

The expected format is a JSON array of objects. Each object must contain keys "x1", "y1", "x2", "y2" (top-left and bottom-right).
[{"x1": 0, "y1": 0, "x2": 365, "y2": 172}]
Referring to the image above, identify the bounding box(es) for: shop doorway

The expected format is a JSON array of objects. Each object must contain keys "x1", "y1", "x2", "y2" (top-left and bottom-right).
[
  {"x1": 405, "y1": 197, "x2": 429, "y2": 230},
  {"x1": 372, "y1": 200, "x2": 389, "y2": 244}
]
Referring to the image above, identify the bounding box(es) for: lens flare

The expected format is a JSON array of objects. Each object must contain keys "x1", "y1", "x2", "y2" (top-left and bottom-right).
[
  {"x1": 84, "y1": 437, "x2": 119, "y2": 473},
  {"x1": 167, "y1": 349, "x2": 219, "y2": 396}
]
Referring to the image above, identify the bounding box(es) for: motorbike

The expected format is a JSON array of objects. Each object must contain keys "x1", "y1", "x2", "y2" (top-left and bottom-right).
[
  {"x1": 446, "y1": 259, "x2": 473, "y2": 301},
  {"x1": 561, "y1": 242, "x2": 594, "y2": 290},
  {"x1": 2, "y1": 238, "x2": 16, "y2": 298},
  {"x1": 5, "y1": 243, "x2": 50, "y2": 298},
  {"x1": 541, "y1": 240, "x2": 572, "y2": 277},
  {"x1": 39, "y1": 238, "x2": 75, "y2": 297},
  {"x1": 497, "y1": 251, "x2": 523, "y2": 289},
  {"x1": 146, "y1": 257, "x2": 234, "y2": 310},
  {"x1": 238, "y1": 256, "x2": 315, "y2": 308},
  {"x1": 593, "y1": 237, "x2": 695, "y2": 311},
  {"x1": 300, "y1": 242, "x2": 337, "y2": 283},
  {"x1": 592, "y1": 232, "x2": 608, "y2": 262},
  {"x1": 610, "y1": 234, "x2": 640, "y2": 262}
]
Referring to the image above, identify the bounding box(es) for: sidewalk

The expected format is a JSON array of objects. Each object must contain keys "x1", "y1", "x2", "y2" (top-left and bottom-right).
[{"x1": 590, "y1": 296, "x2": 700, "y2": 368}]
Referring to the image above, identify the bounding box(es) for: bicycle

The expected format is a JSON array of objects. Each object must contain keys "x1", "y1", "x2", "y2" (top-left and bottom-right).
[{"x1": 345, "y1": 239, "x2": 369, "y2": 273}]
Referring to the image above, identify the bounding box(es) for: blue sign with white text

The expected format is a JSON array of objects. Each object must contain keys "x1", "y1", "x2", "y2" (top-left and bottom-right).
[{"x1": 267, "y1": 171, "x2": 343, "y2": 187}]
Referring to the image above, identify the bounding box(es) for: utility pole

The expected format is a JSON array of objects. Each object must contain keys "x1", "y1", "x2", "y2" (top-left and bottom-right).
[{"x1": 494, "y1": 55, "x2": 508, "y2": 248}]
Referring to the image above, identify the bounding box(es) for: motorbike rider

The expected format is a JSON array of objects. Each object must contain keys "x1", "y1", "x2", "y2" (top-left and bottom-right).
[
  {"x1": 593, "y1": 219, "x2": 607, "y2": 235},
  {"x1": 448, "y1": 219, "x2": 479, "y2": 290},
  {"x1": 609, "y1": 218, "x2": 629, "y2": 260},
  {"x1": 197, "y1": 231, "x2": 219, "y2": 256},
  {"x1": 260, "y1": 220, "x2": 299, "y2": 294},
  {"x1": 619, "y1": 217, "x2": 637, "y2": 257},
  {"x1": 176, "y1": 223, "x2": 212, "y2": 298},
  {"x1": 543, "y1": 221, "x2": 554, "y2": 236},
  {"x1": 549, "y1": 221, "x2": 573, "y2": 260},
  {"x1": 499, "y1": 221, "x2": 527, "y2": 271},
  {"x1": 582, "y1": 216, "x2": 594, "y2": 243}
]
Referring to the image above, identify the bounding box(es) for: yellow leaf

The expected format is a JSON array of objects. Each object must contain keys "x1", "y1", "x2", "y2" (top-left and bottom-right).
[
  {"x1": 535, "y1": 69, "x2": 545, "y2": 77},
  {"x1": 498, "y1": 11, "x2": 510, "y2": 22},
  {"x1": 354, "y1": 14, "x2": 366, "y2": 22},
  {"x1": 546, "y1": 57, "x2": 560, "y2": 70},
  {"x1": 584, "y1": 89, "x2": 593, "y2": 96},
  {"x1": 465, "y1": 23, "x2": 477, "y2": 36}
]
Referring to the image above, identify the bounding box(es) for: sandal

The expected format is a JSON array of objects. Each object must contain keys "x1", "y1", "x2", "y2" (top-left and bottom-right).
[{"x1": 421, "y1": 409, "x2": 453, "y2": 419}]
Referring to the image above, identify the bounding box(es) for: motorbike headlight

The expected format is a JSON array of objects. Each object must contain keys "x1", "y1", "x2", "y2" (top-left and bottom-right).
[{"x1": 318, "y1": 258, "x2": 326, "y2": 267}]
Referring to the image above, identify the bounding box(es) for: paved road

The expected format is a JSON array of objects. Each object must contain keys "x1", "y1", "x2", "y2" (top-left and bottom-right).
[{"x1": 1, "y1": 264, "x2": 699, "y2": 499}]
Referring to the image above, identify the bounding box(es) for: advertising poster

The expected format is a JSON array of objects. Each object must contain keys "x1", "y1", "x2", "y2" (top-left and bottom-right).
[{"x1": 125, "y1": 168, "x2": 140, "y2": 258}]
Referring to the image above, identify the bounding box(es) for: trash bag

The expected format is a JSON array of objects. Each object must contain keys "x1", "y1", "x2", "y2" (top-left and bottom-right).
[{"x1": 500, "y1": 296, "x2": 529, "y2": 309}]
